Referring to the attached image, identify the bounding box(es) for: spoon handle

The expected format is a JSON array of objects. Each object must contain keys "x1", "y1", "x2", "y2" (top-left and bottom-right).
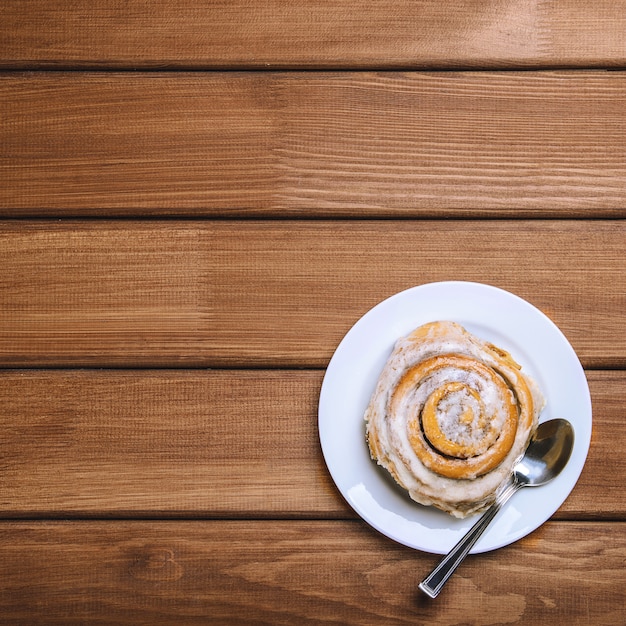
[{"x1": 418, "y1": 481, "x2": 521, "y2": 599}]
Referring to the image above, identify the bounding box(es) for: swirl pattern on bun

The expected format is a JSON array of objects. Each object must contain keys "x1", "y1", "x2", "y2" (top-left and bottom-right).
[{"x1": 365, "y1": 321, "x2": 545, "y2": 518}]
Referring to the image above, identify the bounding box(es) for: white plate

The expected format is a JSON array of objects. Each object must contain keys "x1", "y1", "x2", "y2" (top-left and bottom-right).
[{"x1": 318, "y1": 281, "x2": 592, "y2": 554}]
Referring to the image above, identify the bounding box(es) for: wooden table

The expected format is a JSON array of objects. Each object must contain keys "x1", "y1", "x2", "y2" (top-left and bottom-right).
[{"x1": 1, "y1": 2, "x2": 625, "y2": 623}]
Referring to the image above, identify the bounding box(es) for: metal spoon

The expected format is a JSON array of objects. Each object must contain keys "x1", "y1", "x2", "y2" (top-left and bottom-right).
[{"x1": 419, "y1": 418, "x2": 575, "y2": 599}]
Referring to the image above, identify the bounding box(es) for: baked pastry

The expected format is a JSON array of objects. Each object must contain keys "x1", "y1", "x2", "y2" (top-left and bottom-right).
[{"x1": 365, "y1": 321, "x2": 545, "y2": 518}]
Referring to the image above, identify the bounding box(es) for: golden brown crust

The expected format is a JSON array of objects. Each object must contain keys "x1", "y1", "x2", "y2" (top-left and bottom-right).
[{"x1": 400, "y1": 354, "x2": 520, "y2": 479}]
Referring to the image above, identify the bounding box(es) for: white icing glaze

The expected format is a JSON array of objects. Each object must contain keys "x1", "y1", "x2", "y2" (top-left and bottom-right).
[{"x1": 364, "y1": 321, "x2": 545, "y2": 518}]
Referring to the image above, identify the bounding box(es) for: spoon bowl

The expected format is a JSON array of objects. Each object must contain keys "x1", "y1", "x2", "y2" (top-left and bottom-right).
[
  {"x1": 514, "y1": 418, "x2": 575, "y2": 487},
  {"x1": 419, "y1": 418, "x2": 575, "y2": 599}
]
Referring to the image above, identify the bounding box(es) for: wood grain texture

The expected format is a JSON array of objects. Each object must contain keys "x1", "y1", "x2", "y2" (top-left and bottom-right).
[
  {"x1": 1, "y1": 1, "x2": 626, "y2": 69},
  {"x1": 2, "y1": 72, "x2": 626, "y2": 216},
  {"x1": 0, "y1": 520, "x2": 623, "y2": 624},
  {"x1": 3, "y1": 2, "x2": 624, "y2": 623},
  {"x1": 0, "y1": 370, "x2": 335, "y2": 517},
  {"x1": 0, "y1": 369, "x2": 619, "y2": 518},
  {"x1": 1, "y1": 220, "x2": 625, "y2": 368}
]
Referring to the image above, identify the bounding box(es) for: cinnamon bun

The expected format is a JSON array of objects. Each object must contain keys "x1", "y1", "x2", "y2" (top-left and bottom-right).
[{"x1": 365, "y1": 321, "x2": 545, "y2": 518}]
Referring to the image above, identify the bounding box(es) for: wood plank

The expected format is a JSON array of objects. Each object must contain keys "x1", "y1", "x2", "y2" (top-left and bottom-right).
[
  {"x1": 0, "y1": 369, "x2": 620, "y2": 518},
  {"x1": 1, "y1": 220, "x2": 625, "y2": 369},
  {"x1": 1, "y1": 1, "x2": 626, "y2": 69},
  {"x1": 0, "y1": 370, "x2": 337, "y2": 517},
  {"x1": 0, "y1": 520, "x2": 623, "y2": 624},
  {"x1": 2, "y1": 72, "x2": 626, "y2": 216}
]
